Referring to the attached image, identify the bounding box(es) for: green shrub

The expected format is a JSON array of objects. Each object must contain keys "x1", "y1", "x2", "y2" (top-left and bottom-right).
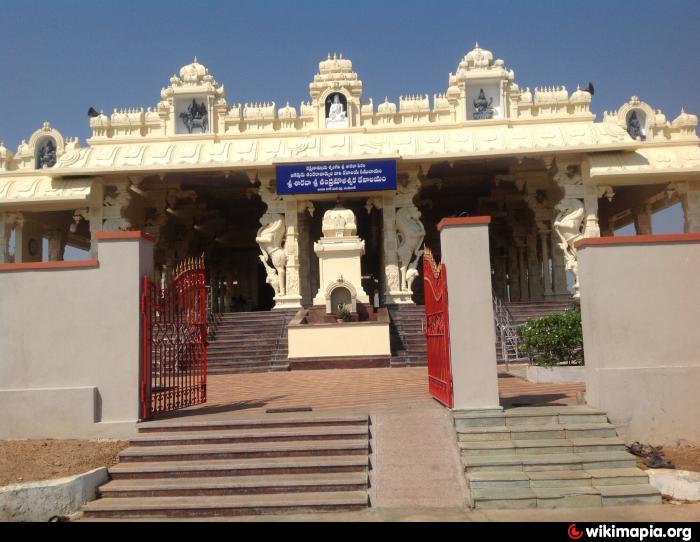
[
  {"x1": 334, "y1": 305, "x2": 353, "y2": 322},
  {"x1": 517, "y1": 306, "x2": 584, "y2": 367}
]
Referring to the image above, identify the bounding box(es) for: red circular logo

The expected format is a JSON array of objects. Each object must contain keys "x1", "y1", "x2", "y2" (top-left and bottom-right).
[{"x1": 568, "y1": 524, "x2": 584, "y2": 540}]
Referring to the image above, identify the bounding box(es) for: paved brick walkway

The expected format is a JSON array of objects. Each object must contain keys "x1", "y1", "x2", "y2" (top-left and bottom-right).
[{"x1": 170, "y1": 367, "x2": 586, "y2": 419}]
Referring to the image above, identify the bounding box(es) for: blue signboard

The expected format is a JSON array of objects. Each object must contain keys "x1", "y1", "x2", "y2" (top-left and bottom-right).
[{"x1": 276, "y1": 159, "x2": 397, "y2": 195}]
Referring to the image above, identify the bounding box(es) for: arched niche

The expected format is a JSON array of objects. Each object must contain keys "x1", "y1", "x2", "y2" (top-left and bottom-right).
[
  {"x1": 615, "y1": 97, "x2": 655, "y2": 142},
  {"x1": 27, "y1": 123, "x2": 65, "y2": 169},
  {"x1": 324, "y1": 279, "x2": 357, "y2": 314},
  {"x1": 323, "y1": 91, "x2": 350, "y2": 129},
  {"x1": 626, "y1": 109, "x2": 647, "y2": 141}
]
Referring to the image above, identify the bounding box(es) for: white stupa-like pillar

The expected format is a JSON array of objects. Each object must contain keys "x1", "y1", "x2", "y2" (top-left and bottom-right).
[{"x1": 313, "y1": 202, "x2": 369, "y2": 313}]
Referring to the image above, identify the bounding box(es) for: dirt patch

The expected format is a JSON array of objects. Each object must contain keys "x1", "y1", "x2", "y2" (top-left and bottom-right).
[
  {"x1": 0, "y1": 439, "x2": 127, "y2": 486},
  {"x1": 636, "y1": 445, "x2": 700, "y2": 473}
]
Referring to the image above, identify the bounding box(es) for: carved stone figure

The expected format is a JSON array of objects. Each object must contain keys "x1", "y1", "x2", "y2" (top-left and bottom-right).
[
  {"x1": 256, "y1": 212, "x2": 286, "y2": 296},
  {"x1": 326, "y1": 93, "x2": 349, "y2": 128},
  {"x1": 322, "y1": 202, "x2": 357, "y2": 237},
  {"x1": 396, "y1": 206, "x2": 426, "y2": 292},
  {"x1": 180, "y1": 99, "x2": 209, "y2": 134},
  {"x1": 473, "y1": 88, "x2": 494, "y2": 120},
  {"x1": 328, "y1": 95, "x2": 346, "y2": 121},
  {"x1": 627, "y1": 111, "x2": 644, "y2": 141},
  {"x1": 553, "y1": 198, "x2": 585, "y2": 296},
  {"x1": 37, "y1": 140, "x2": 57, "y2": 168}
]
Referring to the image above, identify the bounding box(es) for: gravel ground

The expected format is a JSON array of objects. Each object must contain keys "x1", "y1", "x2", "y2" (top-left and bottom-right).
[{"x1": 0, "y1": 439, "x2": 127, "y2": 486}]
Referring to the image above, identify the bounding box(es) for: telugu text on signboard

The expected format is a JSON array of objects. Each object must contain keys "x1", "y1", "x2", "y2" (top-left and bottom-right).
[{"x1": 276, "y1": 160, "x2": 397, "y2": 195}]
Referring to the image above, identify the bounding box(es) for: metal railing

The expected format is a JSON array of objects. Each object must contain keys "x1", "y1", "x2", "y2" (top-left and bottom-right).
[
  {"x1": 492, "y1": 293, "x2": 521, "y2": 371},
  {"x1": 205, "y1": 285, "x2": 223, "y2": 341}
]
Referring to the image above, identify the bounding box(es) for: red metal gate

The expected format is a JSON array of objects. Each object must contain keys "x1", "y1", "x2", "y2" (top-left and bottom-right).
[
  {"x1": 423, "y1": 246, "x2": 453, "y2": 408},
  {"x1": 140, "y1": 256, "x2": 207, "y2": 420}
]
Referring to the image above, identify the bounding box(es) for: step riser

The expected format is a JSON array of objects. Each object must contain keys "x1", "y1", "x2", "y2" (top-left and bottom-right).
[
  {"x1": 130, "y1": 433, "x2": 369, "y2": 446},
  {"x1": 469, "y1": 480, "x2": 530, "y2": 489},
  {"x1": 602, "y1": 495, "x2": 662, "y2": 507},
  {"x1": 582, "y1": 459, "x2": 636, "y2": 470},
  {"x1": 474, "y1": 498, "x2": 537, "y2": 509},
  {"x1": 110, "y1": 465, "x2": 368, "y2": 480},
  {"x1": 138, "y1": 421, "x2": 368, "y2": 433},
  {"x1": 537, "y1": 495, "x2": 602, "y2": 508},
  {"x1": 529, "y1": 478, "x2": 592, "y2": 488},
  {"x1": 592, "y1": 476, "x2": 649, "y2": 486},
  {"x1": 463, "y1": 444, "x2": 626, "y2": 457},
  {"x1": 83, "y1": 503, "x2": 367, "y2": 519},
  {"x1": 120, "y1": 448, "x2": 368, "y2": 462},
  {"x1": 99, "y1": 484, "x2": 368, "y2": 498}
]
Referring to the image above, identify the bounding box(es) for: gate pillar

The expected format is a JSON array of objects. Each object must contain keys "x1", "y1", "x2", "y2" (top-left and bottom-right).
[{"x1": 438, "y1": 217, "x2": 500, "y2": 410}]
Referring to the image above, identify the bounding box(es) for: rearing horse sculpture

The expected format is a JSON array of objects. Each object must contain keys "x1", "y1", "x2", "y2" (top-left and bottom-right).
[{"x1": 256, "y1": 213, "x2": 287, "y2": 297}]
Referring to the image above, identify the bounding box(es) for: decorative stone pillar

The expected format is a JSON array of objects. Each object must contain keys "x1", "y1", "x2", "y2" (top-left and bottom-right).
[
  {"x1": 517, "y1": 242, "x2": 528, "y2": 300},
  {"x1": 0, "y1": 212, "x2": 23, "y2": 263},
  {"x1": 493, "y1": 250, "x2": 508, "y2": 299},
  {"x1": 297, "y1": 200, "x2": 315, "y2": 306},
  {"x1": 507, "y1": 245, "x2": 521, "y2": 301},
  {"x1": 538, "y1": 224, "x2": 553, "y2": 298},
  {"x1": 388, "y1": 170, "x2": 425, "y2": 304},
  {"x1": 280, "y1": 198, "x2": 303, "y2": 308},
  {"x1": 672, "y1": 181, "x2": 700, "y2": 233},
  {"x1": 583, "y1": 183, "x2": 601, "y2": 238},
  {"x1": 46, "y1": 229, "x2": 67, "y2": 261},
  {"x1": 526, "y1": 231, "x2": 544, "y2": 299},
  {"x1": 551, "y1": 235, "x2": 569, "y2": 298},
  {"x1": 633, "y1": 204, "x2": 653, "y2": 235},
  {"x1": 381, "y1": 192, "x2": 401, "y2": 304}
]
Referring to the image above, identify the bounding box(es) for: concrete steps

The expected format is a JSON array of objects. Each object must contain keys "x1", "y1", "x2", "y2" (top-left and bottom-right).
[
  {"x1": 387, "y1": 305, "x2": 427, "y2": 367},
  {"x1": 98, "y1": 473, "x2": 369, "y2": 497},
  {"x1": 205, "y1": 309, "x2": 297, "y2": 374},
  {"x1": 82, "y1": 412, "x2": 371, "y2": 519},
  {"x1": 454, "y1": 406, "x2": 661, "y2": 509},
  {"x1": 83, "y1": 491, "x2": 369, "y2": 518}
]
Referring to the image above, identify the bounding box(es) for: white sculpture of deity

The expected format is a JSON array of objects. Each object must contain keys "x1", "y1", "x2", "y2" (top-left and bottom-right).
[
  {"x1": 553, "y1": 198, "x2": 585, "y2": 297},
  {"x1": 322, "y1": 202, "x2": 357, "y2": 238},
  {"x1": 326, "y1": 94, "x2": 349, "y2": 128},
  {"x1": 396, "y1": 206, "x2": 426, "y2": 293},
  {"x1": 256, "y1": 212, "x2": 287, "y2": 296}
]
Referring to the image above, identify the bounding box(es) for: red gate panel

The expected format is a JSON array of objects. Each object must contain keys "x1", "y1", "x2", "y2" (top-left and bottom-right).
[
  {"x1": 140, "y1": 256, "x2": 207, "y2": 420},
  {"x1": 423, "y1": 246, "x2": 453, "y2": 408}
]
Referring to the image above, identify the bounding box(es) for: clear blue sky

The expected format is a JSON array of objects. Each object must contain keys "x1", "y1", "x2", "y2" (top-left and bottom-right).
[{"x1": 1, "y1": 0, "x2": 698, "y2": 235}]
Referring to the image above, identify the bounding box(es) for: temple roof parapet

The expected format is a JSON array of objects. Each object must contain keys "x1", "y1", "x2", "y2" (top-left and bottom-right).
[{"x1": 0, "y1": 46, "x2": 697, "y2": 177}]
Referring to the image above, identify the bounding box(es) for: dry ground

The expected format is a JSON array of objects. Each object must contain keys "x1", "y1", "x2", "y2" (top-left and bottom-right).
[
  {"x1": 636, "y1": 445, "x2": 700, "y2": 473},
  {"x1": 0, "y1": 439, "x2": 127, "y2": 486}
]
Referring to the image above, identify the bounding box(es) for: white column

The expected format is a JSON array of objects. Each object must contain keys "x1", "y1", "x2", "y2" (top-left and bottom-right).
[
  {"x1": 551, "y1": 235, "x2": 569, "y2": 297},
  {"x1": 382, "y1": 193, "x2": 401, "y2": 304},
  {"x1": 440, "y1": 217, "x2": 500, "y2": 411},
  {"x1": 633, "y1": 205, "x2": 653, "y2": 235},
  {"x1": 0, "y1": 212, "x2": 11, "y2": 264},
  {"x1": 276, "y1": 198, "x2": 302, "y2": 309},
  {"x1": 540, "y1": 229, "x2": 553, "y2": 297},
  {"x1": 676, "y1": 181, "x2": 700, "y2": 233}
]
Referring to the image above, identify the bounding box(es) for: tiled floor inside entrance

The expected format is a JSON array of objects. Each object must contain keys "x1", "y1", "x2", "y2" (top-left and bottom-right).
[{"x1": 168, "y1": 366, "x2": 586, "y2": 420}]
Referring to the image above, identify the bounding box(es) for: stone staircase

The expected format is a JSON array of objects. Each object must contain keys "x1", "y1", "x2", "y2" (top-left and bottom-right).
[
  {"x1": 387, "y1": 304, "x2": 427, "y2": 367},
  {"x1": 454, "y1": 406, "x2": 661, "y2": 509},
  {"x1": 82, "y1": 413, "x2": 371, "y2": 519},
  {"x1": 497, "y1": 300, "x2": 573, "y2": 364},
  {"x1": 207, "y1": 310, "x2": 297, "y2": 374}
]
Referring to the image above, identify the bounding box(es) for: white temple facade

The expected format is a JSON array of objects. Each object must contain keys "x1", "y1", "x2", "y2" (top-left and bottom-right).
[{"x1": 1, "y1": 45, "x2": 699, "y2": 309}]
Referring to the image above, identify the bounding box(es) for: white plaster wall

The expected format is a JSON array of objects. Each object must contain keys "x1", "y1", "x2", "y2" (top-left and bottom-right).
[
  {"x1": 578, "y1": 240, "x2": 700, "y2": 445},
  {"x1": 440, "y1": 221, "x2": 500, "y2": 410},
  {"x1": 0, "y1": 237, "x2": 153, "y2": 438},
  {"x1": 288, "y1": 323, "x2": 390, "y2": 358}
]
